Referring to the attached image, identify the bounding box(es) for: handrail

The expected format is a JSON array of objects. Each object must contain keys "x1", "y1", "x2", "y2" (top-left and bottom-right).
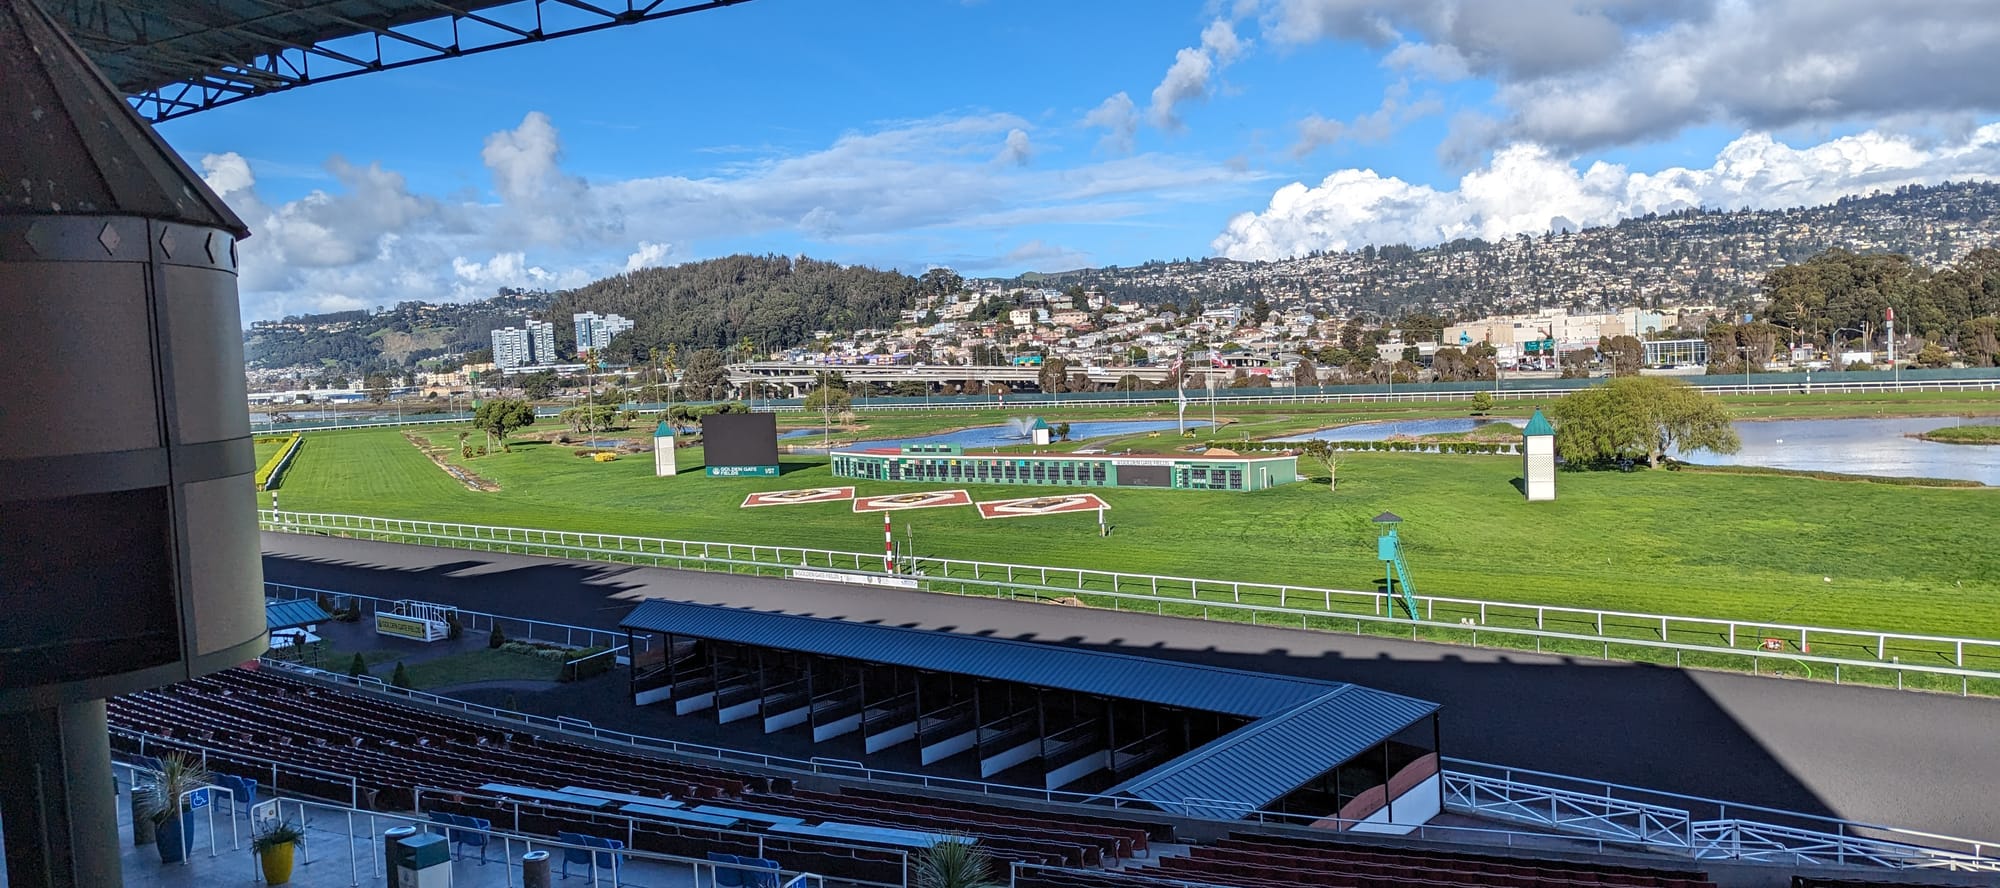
[
  {"x1": 246, "y1": 657, "x2": 1999, "y2": 872},
  {"x1": 261, "y1": 511, "x2": 2000, "y2": 694}
]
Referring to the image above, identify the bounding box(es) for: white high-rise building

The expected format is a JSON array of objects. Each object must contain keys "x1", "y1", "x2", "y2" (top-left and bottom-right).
[
  {"x1": 491, "y1": 326, "x2": 533, "y2": 369},
  {"x1": 526, "y1": 319, "x2": 557, "y2": 364},
  {"x1": 573, "y1": 312, "x2": 634, "y2": 354}
]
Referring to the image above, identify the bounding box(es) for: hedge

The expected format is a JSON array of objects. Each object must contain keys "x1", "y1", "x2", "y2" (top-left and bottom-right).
[{"x1": 255, "y1": 434, "x2": 303, "y2": 490}]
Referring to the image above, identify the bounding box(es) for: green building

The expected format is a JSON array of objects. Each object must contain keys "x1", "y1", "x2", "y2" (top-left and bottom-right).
[{"x1": 830, "y1": 443, "x2": 1298, "y2": 492}]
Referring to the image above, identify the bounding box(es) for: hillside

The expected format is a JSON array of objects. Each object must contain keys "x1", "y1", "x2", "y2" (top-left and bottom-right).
[
  {"x1": 999, "y1": 181, "x2": 2000, "y2": 319},
  {"x1": 546, "y1": 254, "x2": 921, "y2": 363}
]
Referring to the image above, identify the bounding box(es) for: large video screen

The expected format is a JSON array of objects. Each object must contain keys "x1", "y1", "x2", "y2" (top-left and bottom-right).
[{"x1": 701, "y1": 412, "x2": 780, "y2": 471}]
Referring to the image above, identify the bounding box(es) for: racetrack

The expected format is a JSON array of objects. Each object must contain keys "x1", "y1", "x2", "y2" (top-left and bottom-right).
[{"x1": 262, "y1": 531, "x2": 2000, "y2": 844}]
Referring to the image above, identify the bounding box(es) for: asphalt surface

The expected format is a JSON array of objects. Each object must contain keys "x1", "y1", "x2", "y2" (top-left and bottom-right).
[{"x1": 262, "y1": 532, "x2": 2000, "y2": 844}]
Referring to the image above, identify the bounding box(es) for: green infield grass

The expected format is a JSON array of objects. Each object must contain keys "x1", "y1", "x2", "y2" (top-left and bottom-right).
[{"x1": 266, "y1": 421, "x2": 2000, "y2": 644}]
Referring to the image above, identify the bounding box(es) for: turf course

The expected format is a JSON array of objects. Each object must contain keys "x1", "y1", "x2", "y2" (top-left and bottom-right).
[{"x1": 267, "y1": 412, "x2": 2000, "y2": 646}]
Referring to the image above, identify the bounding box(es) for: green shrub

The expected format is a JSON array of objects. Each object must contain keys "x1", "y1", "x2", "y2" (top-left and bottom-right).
[
  {"x1": 446, "y1": 614, "x2": 463, "y2": 640},
  {"x1": 346, "y1": 653, "x2": 368, "y2": 677},
  {"x1": 390, "y1": 661, "x2": 411, "y2": 689}
]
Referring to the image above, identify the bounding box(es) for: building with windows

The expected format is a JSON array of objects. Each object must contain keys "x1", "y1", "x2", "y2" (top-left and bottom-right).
[
  {"x1": 573, "y1": 311, "x2": 634, "y2": 354},
  {"x1": 527, "y1": 318, "x2": 557, "y2": 363},
  {"x1": 1642, "y1": 338, "x2": 1709, "y2": 367},
  {"x1": 830, "y1": 443, "x2": 1298, "y2": 491},
  {"x1": 490, "y1": 325, "x2": 533, "y2": 368}
]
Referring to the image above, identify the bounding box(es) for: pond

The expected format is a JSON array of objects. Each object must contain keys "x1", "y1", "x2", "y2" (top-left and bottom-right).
[
  {"x1": 1274, "y1": 416, "x2": 2000, "y2": 485},
  {"x1": 853, "y1": 419, "x2": 1215, "y2": 452},
  {"x1": 1673, "y1": 417, "x2": 2000, "y2": 485}
]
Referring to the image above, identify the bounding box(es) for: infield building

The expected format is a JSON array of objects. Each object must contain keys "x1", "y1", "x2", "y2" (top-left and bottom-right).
[{"x1": 830, "y1": 443, "x2": 1299, "y2": 492}]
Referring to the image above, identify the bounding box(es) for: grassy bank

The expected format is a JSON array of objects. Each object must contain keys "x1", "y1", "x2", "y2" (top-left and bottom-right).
[
  {"x1": 268, "y1": 422, "x2": 2000, "y2": 641},
  {"x1": 1914, "y1": 425, "x2": 2000, "y2": 444}
]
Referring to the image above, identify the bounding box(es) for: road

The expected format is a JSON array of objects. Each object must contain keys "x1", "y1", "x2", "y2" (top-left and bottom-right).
[{"x1": 262, "y1": 531, "x2": 2000, "y2": 844}]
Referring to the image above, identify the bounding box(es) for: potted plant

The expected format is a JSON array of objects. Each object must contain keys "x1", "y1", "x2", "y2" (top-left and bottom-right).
[
  {"x1": 253, "y1": 818, "x2": 306, "y2": 885},
  {"x1": 128, "y1": 782, "x2": 161, "y2": 847},
  {"x1": 913, "y1": 838, "x2": 998, "y2": 888},
  {"x1": 136, "y1": 752, "x2": 211, "y2": 864}
]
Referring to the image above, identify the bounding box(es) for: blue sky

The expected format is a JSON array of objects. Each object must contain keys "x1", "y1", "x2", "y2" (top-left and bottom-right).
[{"x1": 163, "y1": 0, "x2": 2000, "y2": 321}]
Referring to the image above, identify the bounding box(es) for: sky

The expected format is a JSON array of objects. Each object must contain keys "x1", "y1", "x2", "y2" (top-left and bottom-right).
[{"x1": 157, "y1": 0, "x2": 2000, "y2": 323}]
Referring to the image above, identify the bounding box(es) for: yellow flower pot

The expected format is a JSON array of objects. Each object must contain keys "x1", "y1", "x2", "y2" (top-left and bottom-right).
[{"x1": 258, "y1": 842, "x2": 296, "y2": 885}]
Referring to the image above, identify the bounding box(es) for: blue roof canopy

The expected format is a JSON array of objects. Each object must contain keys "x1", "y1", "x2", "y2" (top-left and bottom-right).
[
  {"x1": 265, "y1": 598, "x2": 332, "y2": 631},
  {"x1": 1524, "y1": 408, "x2": 1555, "y2": 437},
  {"x1": 620, "y1": 599, "x2": 1439, "y2": 817}
]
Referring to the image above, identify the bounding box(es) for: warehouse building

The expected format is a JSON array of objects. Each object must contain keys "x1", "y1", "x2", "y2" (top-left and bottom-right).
[{"x1": 830, "y1": 443, "x2": 1299, "y2": 492}]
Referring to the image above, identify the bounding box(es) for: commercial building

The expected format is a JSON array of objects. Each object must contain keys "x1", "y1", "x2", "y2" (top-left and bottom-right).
[
  {"x1": 574, "y1": 311, "x2": 634, "y2": 353},
  {"x1": 830, "y1": 443, "x2": 1299, "y2": 492},
  {"x1": 1642, "y1": 338, "x2": 1709, "y2": 367}
]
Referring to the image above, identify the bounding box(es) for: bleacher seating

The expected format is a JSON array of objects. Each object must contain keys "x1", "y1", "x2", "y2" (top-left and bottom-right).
[{"x1": 106, "y1": 667, "x2": 1739, "y2": 888}]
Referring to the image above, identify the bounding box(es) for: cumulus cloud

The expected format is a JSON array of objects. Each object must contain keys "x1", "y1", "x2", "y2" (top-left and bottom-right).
[
  {"x1": 1256, "y1": 0, "x2": 2000, "y2": 153},
  {"x1": 1201, "y1": 19, "x2": 1249, "y2": 64},
  {"x1": 209, "y1": 111, "x2": 1259, "y2": 321},
  {"x1": 997, "y1": 128, "x2": 1034, "y2": 166},
  {"x1": 623, "y1": 241, "x2": 673, "y2": 273},
  {"x1": 1145, "y1": 18, "x2": 1250, "y2": 132},
  {"x1": 1083, "y1": 92, "x2": 1141, "y2": 153},
  {"x1": 1215, "y1": 124, "x2": 2000, "y2": 260}
]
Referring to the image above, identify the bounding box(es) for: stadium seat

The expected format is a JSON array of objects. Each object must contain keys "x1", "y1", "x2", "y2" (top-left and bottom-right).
[{"x1": 707, "y1": 851, "x2": 743, "y2": 887}]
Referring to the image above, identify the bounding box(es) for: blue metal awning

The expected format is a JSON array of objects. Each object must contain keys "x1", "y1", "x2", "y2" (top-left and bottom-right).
[
  {"x1": 1104, "y1": 687, "x2": 1440, "y2": 818},
  {"x1": 265, "y1": 599, "x2": 333, "y2": 631}
]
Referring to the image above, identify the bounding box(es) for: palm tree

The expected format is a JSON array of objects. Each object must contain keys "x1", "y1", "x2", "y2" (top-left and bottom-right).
[{"x1": 914, "y1": 839, "x2": 998, "y2": 888}]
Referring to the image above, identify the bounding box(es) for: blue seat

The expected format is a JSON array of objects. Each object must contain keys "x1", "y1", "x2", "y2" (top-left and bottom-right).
[
  {"x1": 707, "y1": 852, "x2": 743, "y2": 887},
  {"x1": 584, "y1": 836, "x2": 624, "y2": 879},
  {"x1": 739, "y1": 857, "x2": 780, "y2": 888},
  {"x1": 459, "y1": 816, "x2": 490, "y2": 864},
  {"x1": 214, "y1": 775, "x2": 258, "y2": 817},
  {"x1": 556, "y1": 832, "x2": 592, "y2": 880}
]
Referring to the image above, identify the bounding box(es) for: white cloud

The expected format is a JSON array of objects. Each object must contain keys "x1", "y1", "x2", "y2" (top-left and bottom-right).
[
  {"x1": 997, "y1": 128, "x2": 1034, "y2": 166},
  {"x1": 1201, "y1": 19, "x2": 1249, "y2": 65},
  {"x1": 211, "y1": 111, "x2": 1259, "y2": 321},
  {"x1": 623, "y1": 241, "x2": 673, "y2": 273},
  {"x1": 1257, "y1": 0, "x2": 2000, "y2": 153},
  {"x1": 1293, "y1": 80, "x2": 1442, "y2": 157},
  {"x1": 1083, "y1": 92, "x2": 1141, "y2": 153},
  {"x1": 1215, "y1": 123, "x2": 2000, "y2": 260},
  {"x1": 1149, "y1": 47, "x2": 1216, "y2": 130}
]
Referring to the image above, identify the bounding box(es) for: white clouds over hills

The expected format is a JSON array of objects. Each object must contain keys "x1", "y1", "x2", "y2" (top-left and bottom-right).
[{"x1": 1214, "y1": 125, "x2": 2000, "y2": 260}]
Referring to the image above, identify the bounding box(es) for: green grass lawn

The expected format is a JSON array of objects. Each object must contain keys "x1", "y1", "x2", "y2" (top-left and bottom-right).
[
  {"x1": 1916, "y1": 425, "x2": 2000, "y2": 444},
  {"x1": 397, "y1": 649, "x2": 563, "y2": 690},
  {"x1": 268, "y1": 418, "x2": 2000, "y2": 642}
]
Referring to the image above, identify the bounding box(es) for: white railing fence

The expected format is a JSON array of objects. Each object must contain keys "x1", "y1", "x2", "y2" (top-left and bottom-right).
[
  {"x1": 240, "y1": 658, "x2": 1998, "y2": 875},
  {"x1": 265, "y1": 580, "x2": 639, "y2": 654},
  {"x1": 261, "y1": 511, "x2": 2000, "y2": 695}
]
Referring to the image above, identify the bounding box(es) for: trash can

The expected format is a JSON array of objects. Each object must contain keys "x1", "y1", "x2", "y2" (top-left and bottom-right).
[
  {"x1": 382, "y1": 826, "x2": 418, "y2": 879},
  {"x1": 522, "y1": 850, "x2": 552, "y2": 888},
  {"x1": 393, "y1": 832, "x2": 450, "y2": 888}
]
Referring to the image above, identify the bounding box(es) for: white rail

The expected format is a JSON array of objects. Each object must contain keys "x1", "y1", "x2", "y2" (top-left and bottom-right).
[
  {"x1": 222, "y1": 661, "x2": 2000, "y2": 874},
  {"x1": 261, "y1": 510, "x2": 2000, "y2": 694}
]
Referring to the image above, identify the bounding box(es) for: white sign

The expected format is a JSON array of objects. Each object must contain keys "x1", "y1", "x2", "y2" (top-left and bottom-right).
[{"x1": 793, "y1": 568, "x2": 920, "y2": 589}]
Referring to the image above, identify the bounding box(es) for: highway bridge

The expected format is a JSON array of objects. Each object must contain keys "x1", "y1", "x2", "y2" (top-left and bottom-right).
[{"x1": 726, "y1": 361, "x2": 1212, "y2": 396}]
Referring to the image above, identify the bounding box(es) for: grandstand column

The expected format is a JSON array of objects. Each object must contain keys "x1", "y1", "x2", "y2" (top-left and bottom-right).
[
  {"x1": 0, "y1": 703, "x2": 120, "y2": 888},
  {"x1": 0, "y1": 4, "x2": 268, "y2": 885}
]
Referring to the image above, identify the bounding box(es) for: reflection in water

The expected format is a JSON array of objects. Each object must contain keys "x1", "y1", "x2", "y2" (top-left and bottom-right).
[
  {"x1": 1273, "y1": 416, "x2": 2000, "y2": 485},
  {"x1": 1675, "y1": 417, "x2": 2000, "y2": 485}
]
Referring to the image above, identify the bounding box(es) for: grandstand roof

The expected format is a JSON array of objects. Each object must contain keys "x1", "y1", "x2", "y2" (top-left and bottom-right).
[
  {"x1": 1104, "y1": 686, "x2": 1440, "y2": 818},
  {"x1": 265, "y1": 598, "x2": 332, "y2": 631},
  {"x1": 622, "y1": 599, "x2": 1392, "y2": 718},
  {"x1": 43, "y1": 0, "x2": 753, "y2": 122}
]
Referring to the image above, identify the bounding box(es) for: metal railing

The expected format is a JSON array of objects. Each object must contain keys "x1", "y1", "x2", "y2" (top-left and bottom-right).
[
  {"x1": 1442, "y1": 770, "x2": 1691, "y2": 848},
  {"x1": 261, "y1": 511, "x2": 2000, "y2": 695},
  {"x1": 264, "y1": 580, "x2": 640, "y2": 653}
]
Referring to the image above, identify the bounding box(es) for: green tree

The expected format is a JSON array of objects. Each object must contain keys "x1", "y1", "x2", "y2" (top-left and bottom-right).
[
  {"x1": 364, "y1": 373, "x2": 391, "y2": 403},
  {"x1": 345, "y1": 653, "x2": 368, "y2": 677},
  {"x1": 472, "y1": 398, "x2": 536, "y2": 453},
  {"x1": 1549, "y1": 377, "x2": 1739, "y2": 469},
  {"x1": 803, "y1": 385, "x2": 851, "y2": 412},
  {"x1": 681, "y1": 348, "x2": 730, "y2": 400},
  {"x1": 488, "y1": 624, "x2": 507, "y2": 649},
  {"x1": 1914, "y1": 341, "x2": 1952, "y2": 368},
  {"x1": 1600, "y1": 335, "x2": 1645, "y2": 375},
  {"x1": 518, "y1": 371, "x2": 557, "y2": 401},
  {"x1": 1469, "y1": 391, "x2": 1494, "y2": 414},
  {"x1": 1292, "y1": 357, "x2": 1318, "y2": 387},
  {"x1": 390, "y1": 661, "x2": 412, "y2": 690},
  {"x1": 1053, "y1": 422, "x2": 1071, "y2": 441},
  {"x1": 1301, "y1": 440, "x2": 1340, "y2": 491}
]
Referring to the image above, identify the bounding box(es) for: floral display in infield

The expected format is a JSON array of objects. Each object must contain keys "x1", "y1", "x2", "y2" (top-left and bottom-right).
[
  {"x1": 851, "y1": 489, "x2": 972, "y2": 512},
  {"x1": 975, "y1": 493, "x2": 1110, "y2": 519},
  {"x1": 740, "y1": 487, "x2": 856, "y2": 508}
]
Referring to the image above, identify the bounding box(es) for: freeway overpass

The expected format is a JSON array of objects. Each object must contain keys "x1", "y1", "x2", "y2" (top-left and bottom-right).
[{"x1": 726, "y1": 361, "x2": 1211, "y2": 395}]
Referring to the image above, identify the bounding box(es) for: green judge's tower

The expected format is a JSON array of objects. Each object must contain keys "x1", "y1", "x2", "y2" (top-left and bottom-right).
[{"x1": 0, "y1": 3, "x2": 269, "y2": 885}]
